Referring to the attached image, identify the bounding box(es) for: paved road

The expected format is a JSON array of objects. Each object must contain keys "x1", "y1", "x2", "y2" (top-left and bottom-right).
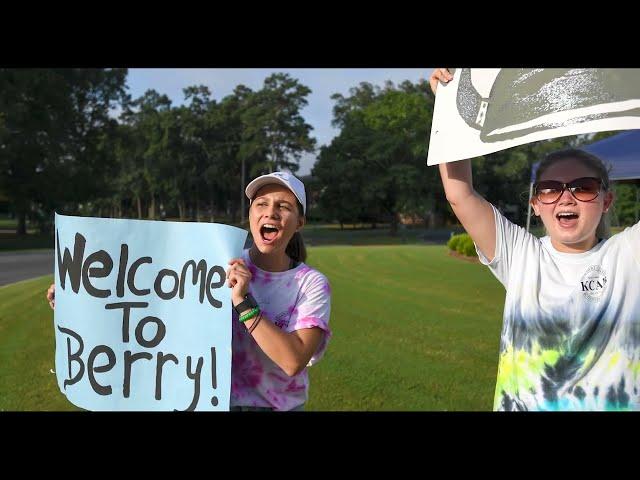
[{"x1": 0, "y1": 250, "x2": 54, "y2": 287}]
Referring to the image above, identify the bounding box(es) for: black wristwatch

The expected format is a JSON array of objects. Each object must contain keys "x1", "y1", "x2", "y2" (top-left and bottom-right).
[{"x1": 233, "y1": 293, "x2": 258, "y2": 314}]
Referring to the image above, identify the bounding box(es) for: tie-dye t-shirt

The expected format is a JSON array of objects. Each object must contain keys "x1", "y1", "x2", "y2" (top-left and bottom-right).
[
  {"x1": 230, "y1": 249, "x2": 332, "y2": 411},
  {"x1": 478, "y1": 205, "x2": 640, "y2": 411}
]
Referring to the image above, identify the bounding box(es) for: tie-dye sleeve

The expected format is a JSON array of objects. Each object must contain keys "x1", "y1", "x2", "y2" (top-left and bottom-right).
[{"x1": 287, "y1": 271, "x2": 332, "y2": 366}]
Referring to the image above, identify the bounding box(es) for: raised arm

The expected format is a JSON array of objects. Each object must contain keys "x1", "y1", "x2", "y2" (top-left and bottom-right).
[{"x1": 430, "y1": 68, "x2": 497, "y2": 260}]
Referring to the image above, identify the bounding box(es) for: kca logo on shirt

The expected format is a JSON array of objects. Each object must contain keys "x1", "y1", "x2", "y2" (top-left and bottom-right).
[{"x1": 580, "y1": 265, "x2": 608, "y2": 302}]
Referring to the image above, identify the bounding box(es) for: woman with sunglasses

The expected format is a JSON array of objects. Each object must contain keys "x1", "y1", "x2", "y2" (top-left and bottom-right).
[{"x1": 430, "y1": 68, "x2": 639, "y2": 411}]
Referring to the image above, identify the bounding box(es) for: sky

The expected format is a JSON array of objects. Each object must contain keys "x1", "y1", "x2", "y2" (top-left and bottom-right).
[{"x1": 126, "y1": 68, "x2": 434, "y2": 176}]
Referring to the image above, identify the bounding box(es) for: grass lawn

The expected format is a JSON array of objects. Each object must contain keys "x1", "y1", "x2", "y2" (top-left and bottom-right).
[
  {"x1": 0, "y1": 276, "x2": 77, "y2": 410},
  {"x1": 0, "y1": 218, "x2": 18, "y2": 229},
  {"x1": 0, "y1": 245, "x2": 505, "y2": 411},
  {"x1": 304, "y1": 245, "x2": 504, "y2": 410}
]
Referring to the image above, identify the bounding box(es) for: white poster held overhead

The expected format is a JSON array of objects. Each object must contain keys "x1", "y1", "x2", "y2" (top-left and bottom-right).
[{"x1": 427, "y1": 68, "x2": 640, "y2": 166}]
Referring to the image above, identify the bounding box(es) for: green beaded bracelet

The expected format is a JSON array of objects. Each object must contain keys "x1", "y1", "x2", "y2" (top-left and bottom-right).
[{"x1": 239, "y1": 307, "x2": 260, "y2": 323}]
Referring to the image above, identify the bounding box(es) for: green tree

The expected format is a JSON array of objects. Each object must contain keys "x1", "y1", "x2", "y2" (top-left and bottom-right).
[
  {"x1": 315, "y1": 80, "x2": 441, "y2": 233},
  {"x1": 120, "y1": 89, "x2": 172, "y2": 219},
  {"x1": 0, "y1": 68, "x2": 127, "y2": 233},
  {"x1": 255, "y1": 73, "x2": 316, "y2": 173}
]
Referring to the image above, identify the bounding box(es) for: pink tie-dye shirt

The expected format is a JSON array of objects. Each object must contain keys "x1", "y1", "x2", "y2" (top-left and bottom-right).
[{"x1": 230, "y1": 249, "x2": 332, "y2": 411}]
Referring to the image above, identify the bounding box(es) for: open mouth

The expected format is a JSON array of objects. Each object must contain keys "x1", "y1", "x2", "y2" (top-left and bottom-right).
[
  {"x1": 556, "y1": 211, "x2": 579, "y2": 228},
  {"x1": 260, "y1": 224, "x2": 280, "y2": 243}
]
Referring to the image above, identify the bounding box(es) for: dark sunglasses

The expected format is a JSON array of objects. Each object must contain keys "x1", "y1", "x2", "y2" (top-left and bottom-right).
[{"x1": 534, "y1": 177, "x2": 604, "y2": 204}]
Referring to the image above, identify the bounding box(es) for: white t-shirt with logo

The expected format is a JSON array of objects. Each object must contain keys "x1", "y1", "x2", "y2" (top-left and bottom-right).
[{"x1": 478, "y1": 205, "x2": 640, "y2": 411}]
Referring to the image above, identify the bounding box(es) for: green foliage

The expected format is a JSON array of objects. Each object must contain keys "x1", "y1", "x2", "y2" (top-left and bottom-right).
[
  {"x1": 447, "y1": 233, "x2": 477, "y2": 257},
  {"x1": 447, "y1": 234, "x2": 461, "y2": 252},
  {"x1": 314, "y1": 79, "x2": 447, "y2": 233},
  {"x1": 611, "y1": 183, "x2": 639, "y2": 226},
  {"x1": 458, "y1": 234, "x2": 477, "y2": 257},
  {"x1": 0, "y1": 68, "x2": 128, "y2": 233},
  {"x1": 3, "y1": 70, "x2": 637, "y2": 237},
  {"x1": 0, "y1": 70, "x2": 317, "y2": 227}
]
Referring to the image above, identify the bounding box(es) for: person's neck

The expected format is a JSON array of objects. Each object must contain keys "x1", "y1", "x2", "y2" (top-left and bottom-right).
[
  {"x1": 249, "y1": 246, "x2": 291, "y2": 272},
  {"x1": 550, "y1": 235, "x2": 599, "y2": 254}
]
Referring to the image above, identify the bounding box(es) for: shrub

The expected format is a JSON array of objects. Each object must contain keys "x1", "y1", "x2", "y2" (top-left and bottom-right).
[
  {"x1": 447, "y1": 233, "x2": 478, "y2": 258},
  {"x1": 447, "y1": 234, "x2": 462, "y2": 252}
]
